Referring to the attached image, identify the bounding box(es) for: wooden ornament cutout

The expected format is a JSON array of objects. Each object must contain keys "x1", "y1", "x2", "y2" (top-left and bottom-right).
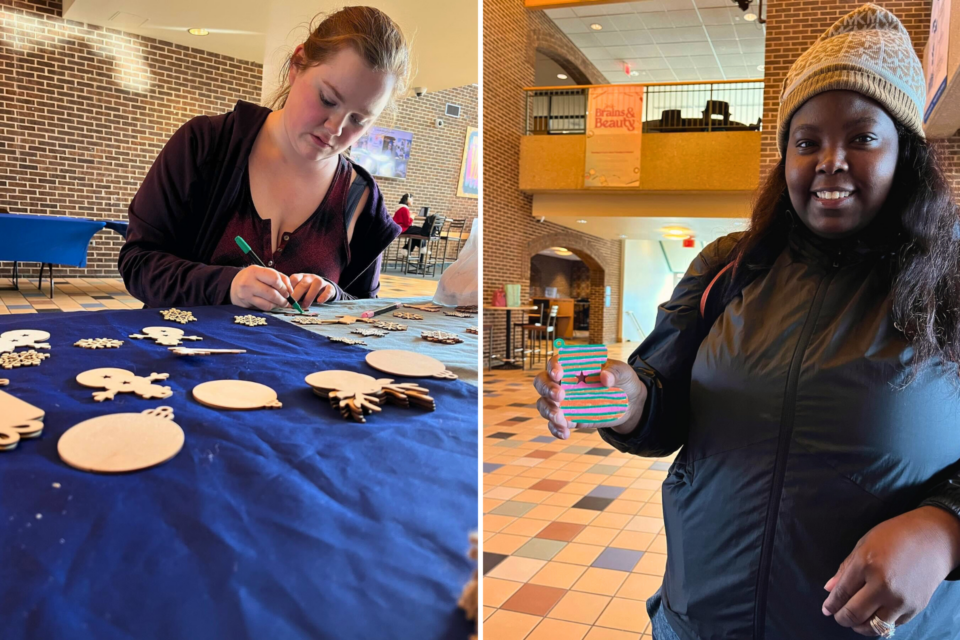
[
  {"x1": 1, "y1": 350, "x2": 50, "y2": 369},
  {"x1": 0, "y1": 389, "x2": 45, "y2": 446},
  {"x1": 328, "y1": 336, "x2": 366, "y2": 346},
  {"x1": 290, "y1": 316, "x2": 326, "y2": 325},
  {"x1": 75, "y1": 338, "x2": 123, "y2": 349},
  {"x1": 320, "y1": 315, "x2": 364, "y2": 325},
  {"x1": 0, "y1": 426, "x2": 21, "y2": 451},
  {"x1": 192, "y1": 380, "x2": 282, "y2": 410},
  {"x1": 554, "y1": 339, "x2": 629, "y2": 424},
  {"x1": 421, "y1": 331, "x2": 464, "y2": 345},
  {"x1": 169, "y1": 347, "x2": 247, "y2": 356},
  {"x1": 403, "y1": 303, "x2": 443, "y2": 313},
  {"x1": 0, "y1": 329, "x2": 51, "y2": 353},
  {"x1": 352, "y1": 328, "x2": 387, "y2": 338},
  {"x1": 365, "y1": 349, "x2": 458, "y2": 380},
  {"x1": 373, "y1": 321, "x2": 407, "y2": 332},
  {"x1": 393, "y1": 312, "x2": 423, "y2": 321},
  {"x1": 443, "y1": 311, "x2": 473, "y2": 318},
  {"x1": 466, "y1": 326, "x2": 479, "y2": 335},
  {"x1": 76, "y1": 368, "x2": 173, "y2": 402},
  {"x1": 57, "y1": 406, "x2": 184, "y2": 473},
  {"x1": 234, "y1": 315, "x2": 267, "y2": 327},
  {"x1": 160, "y1": 308, "x2": 196, "y2": 324},
  {"x1": 0, "y1": 379, "x2": 8, "y2": 386},
  {"x1": 305, "y1": 371, "x2": 435, "y2": 422},
  {"x1": 456, "y1": 305, "x2": 479, "y2": 314},
  {"x1": 129, "y1": 327, "x2": 202, "y2": 346}
]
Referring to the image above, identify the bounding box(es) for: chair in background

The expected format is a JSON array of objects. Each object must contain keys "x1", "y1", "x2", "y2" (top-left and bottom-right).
[
  {"x1": 404, "y1": 214, "x2": 445, "y2": 277},
  {"x1": 439, "y1": 219, "x2": 467, "y2": 273},
  {"x1": 513, "y1": 304, "x2": 559, "y2": 370}
]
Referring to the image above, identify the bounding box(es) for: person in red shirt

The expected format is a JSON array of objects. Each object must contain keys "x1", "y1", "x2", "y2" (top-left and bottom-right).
[{"x1": 393, "y1": 194, "x2": 413, "y2": 233}]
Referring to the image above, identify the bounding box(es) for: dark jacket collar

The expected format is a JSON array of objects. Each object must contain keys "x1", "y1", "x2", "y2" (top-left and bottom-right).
[{"x1": 786, "y1": 210, "x2": 901, "y2": 267}]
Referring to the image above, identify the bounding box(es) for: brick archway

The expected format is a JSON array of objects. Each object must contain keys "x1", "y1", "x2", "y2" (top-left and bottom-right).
[
  {"x1": 525, "y1": 233, "x2": 608, "y2": 344},
  {"x1": 528, "y1": 17, "x2": 607, "y2": 87}
]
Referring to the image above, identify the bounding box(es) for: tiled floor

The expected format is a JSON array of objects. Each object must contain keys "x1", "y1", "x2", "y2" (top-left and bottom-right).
[
  {"x1": 483, "y1": 343, "x2": 671, "y2": 640},
  {"x1": 0, "y1": 272, "x2": 438, "y2": 314}
]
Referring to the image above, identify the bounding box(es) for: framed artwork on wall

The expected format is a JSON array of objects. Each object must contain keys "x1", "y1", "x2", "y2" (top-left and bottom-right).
[
  {"x1": 457, "y1": 126, "x2": 479, "y2": 198},
  {"x1": 350, "y1": 127, "x2": 413, "y2": 179}
]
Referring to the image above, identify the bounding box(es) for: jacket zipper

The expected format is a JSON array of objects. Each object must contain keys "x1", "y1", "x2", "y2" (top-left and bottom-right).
[{"x1": 753, "y1": 259, "x2": 839, "y2": 639}]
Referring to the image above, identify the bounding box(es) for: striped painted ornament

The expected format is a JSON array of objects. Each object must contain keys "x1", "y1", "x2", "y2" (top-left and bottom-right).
[{"x1": 554, "y1": 339, "x2": 628, "y2": 424}]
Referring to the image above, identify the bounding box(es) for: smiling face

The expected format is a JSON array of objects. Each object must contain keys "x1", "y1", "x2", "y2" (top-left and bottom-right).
[
  {"x1": 786, "y1": 91, "x2": 900, "y2": 239},
  {"x1": 282, "y1": 46, "x2": 396, "y2": 163}
]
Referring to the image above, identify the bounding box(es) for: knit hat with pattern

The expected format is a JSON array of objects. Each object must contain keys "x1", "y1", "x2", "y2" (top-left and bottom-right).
[{"x1": 777, "y1": 3, "x2": 926, "y2": 157}]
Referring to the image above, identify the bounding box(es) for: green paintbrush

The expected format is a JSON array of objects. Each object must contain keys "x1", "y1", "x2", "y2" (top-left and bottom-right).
[{"x1": 234, "y1": 236, "x2": 305, "y2": 314}]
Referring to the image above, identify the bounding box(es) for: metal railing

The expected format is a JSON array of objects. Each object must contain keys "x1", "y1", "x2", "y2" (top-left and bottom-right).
[{"x1": 525, "y1": 80, "x2": 764, "y2": 135}]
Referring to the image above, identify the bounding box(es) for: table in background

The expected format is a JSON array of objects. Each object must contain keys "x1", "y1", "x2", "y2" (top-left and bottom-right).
[
  {"x1": 531, "y1": 297, "x2": 574, "y2": 338},
  {"x1": 0, "y1": 214, "x2": 105, "y2": 297},
  {"x1": 483, "y1": 305, "x2": 538, "y2": 370},
  {"x1": 0, "y1": 303, "x2": 477, "y2": 640}
]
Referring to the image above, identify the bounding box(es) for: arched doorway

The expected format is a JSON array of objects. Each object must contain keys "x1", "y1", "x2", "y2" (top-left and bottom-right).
[{"x1": 524, "y1": 233, "x2": 608, "y2": 345}]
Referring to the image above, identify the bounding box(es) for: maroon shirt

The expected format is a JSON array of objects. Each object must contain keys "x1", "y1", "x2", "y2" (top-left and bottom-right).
[{"x1": 210, "y1": 155, "x2": 352, "y2": 281}]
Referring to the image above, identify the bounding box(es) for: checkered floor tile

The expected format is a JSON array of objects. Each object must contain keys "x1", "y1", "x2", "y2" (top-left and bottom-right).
[
  {"x1": 483, "y1": 343, "x2": 671, "y2": 640},
  {"x1": 0, "y1": 273, "x2": 438, "y2": 314}
]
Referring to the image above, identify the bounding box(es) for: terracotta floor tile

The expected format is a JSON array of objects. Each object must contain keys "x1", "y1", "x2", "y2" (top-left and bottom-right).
[
  {"x1": 526, "y1": 450, "x2": 556, "y2": 459},
  {"x1": 552, "y1": 542, "x2": 606, "y2": 566},
  {"x1": 619, "y1": 489, "x2": 654, "y2": 503},
  {"x1": 485, "y1": 486, "x2": 524, "y2": 500},
  {"x1": 606, "y1": 500, "x2": 643, "y2": 516},
  {"x1": 483, "y1": 609, "x2": 541, "y2": 640},
  {"x1": 485, "y1": 533, "x2": 530, "y2": 555},
  {"x1": 526, "y1": 618, "x2": 591, "y2": 640},
  {"x1": 514, "y1": 489, "x2": 554, "y2": 503},
  {"x1": 590, "y1": 512, "x2": 633, "y2": 530},
  {"x1": 633, "y1": 552, "x2": 668, "y2": 576},
  {"x1": 647, "y1": 535, "x2": 668, "y2": 554},
  {"x1": 482, "y1": 577, "x2": 522, "y2": 607},
  {"x1": 630, "y1": 479, "x2": 663, "y2": 491},
  {"x1": 530, "y1": 479, "x2": 569, "y2": 492},
  {"x1": 502, "y1": 476, "x2": 540, "y2": 489},
  {"x1": 502, "y1": 517, "x2": 549, "y2": 537},
  {"x1": 500, "y1": 582, "x2": 567, "y2": 616},
  {"x1": 617, "y1": 573, "x2": 663, "y2": 601},
  {"x1": 556, "y1": 508, "x2": 599, "y2": 525},
  {"x1": 610, "y1": 531, "x2": 656, "y2": 552},
  {"x1": 536, "y1": 521, "x2": 586, "y2": 542},
  {"x1": 571, "y1": 567, "x2": 629, "y2": 596},
  {"x1": 584, "y1": 628, "x2": 641, "y2": 640},
  {"x1": 595, "y1": 597, "x2": 650, "y2": 633},
  {"x1": 573, "y1": 525, "x2": 619, "y2": 547},
  {"x1": 624, "y1": 516, "x2": 664, "y2": 534},
  {"x1": 543, "y1": 492, "x2": 582, "y2": 508},
  {"x1": 486, "y1": 556, "x2": 547, "y2": 582},
  {"x1": 558, "y1": 482, "x2": 596, "y2": 496},
  {"x1": 547, "y1": 590, "x2": 611, "y2": 625},
  {"x1": 484, "y1": 498, "x2": 505, "y2": 513},
  {"x1": 483, "y1": 514, "x2": 516, "y2": 532},
  {"x1": 638, "y1": 502, "x2": 664, "y2": 518},
  {"x1": 547, "y1": 470, "x2": 581, "y2": 482},
  {"x1": 601, "y1": 476, "x2": 635, "y2": 488},
  {"x1": 519, "y1": 467, "x2": 553, "y2": 479},
  {"x1": 483, "y1": 606, "x2": 496, "y2": 621},
  {"x1": 525, "y1": 504, "x2": 568, "y2": 521},
  {"x1": 529, "y1": 561, "x2": 588, "y2": 589}
]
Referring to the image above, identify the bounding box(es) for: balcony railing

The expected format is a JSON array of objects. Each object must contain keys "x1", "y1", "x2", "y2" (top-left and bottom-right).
[{"x1": 524, "y1": 80, "x2": 764, "y2": 136}]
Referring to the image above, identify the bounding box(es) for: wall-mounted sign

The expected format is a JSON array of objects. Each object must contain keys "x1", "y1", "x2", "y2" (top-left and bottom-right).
[{"x1": 584, "y1": 86, "x2": 643, "y2": 188}]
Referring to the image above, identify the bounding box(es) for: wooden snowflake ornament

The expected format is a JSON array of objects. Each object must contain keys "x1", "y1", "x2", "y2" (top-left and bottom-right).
[
  {"x1": 1, "y1": 351, "x2": 50, "y2": 369},
  {"x1": 234, "y1": 315, "x2": 268, "y2": 327},
  {"x1": 160, "y1": 308, "x2": 197, "y2": 324},
  {"x1": 421, "y1": 331, "x2": 464, "y2": 345},
  {"x1": 373, "y1": 321, "x2": 407, "y2": 332},
  {"x1": 393, "y1": 312, "x2": 423, "y2": 321},
  {"x1": 352, "y1": 328, "x2": 387, "y2": 338},
  {"x1": 76, "y1": 368, "x2": 173, "y2": 402},
  {"x1": 75, "y1": 338, "x2": 124, "y2": 349}
]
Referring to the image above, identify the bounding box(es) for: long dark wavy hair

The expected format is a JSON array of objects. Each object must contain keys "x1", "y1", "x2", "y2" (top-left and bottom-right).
[{"x1": 721, "y1": 123, "x2": 960, "y2": 384}]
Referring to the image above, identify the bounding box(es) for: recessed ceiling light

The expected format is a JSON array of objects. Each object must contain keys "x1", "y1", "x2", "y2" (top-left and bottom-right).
[
  {"x1": 557, "y1": 73, "x2": 568, "y2": 80},
  {"x1": 590, "y1": 23, "x2": 603, "y2": 30},
  {"x1": 619, "y1": 234, "x2": 628, "y2": 239},
  {"x1": 188, "y1": 28, "x2": 209, "y2": 36},
  {"x1": 744, "y1": 12, "x2": 757, "y2": 21},
  {"x1": 661, "y1": 225, "x2": 692, "y2": 239},
  {"x1": 757, "y1": 64, "x2": 765, "y2": 71},
  {"x1": 629, "y1": 70, "x2": 639, "y2": 77},
  {"x1": 576, "y1": 219, "x2": 587, "y2": 224}
]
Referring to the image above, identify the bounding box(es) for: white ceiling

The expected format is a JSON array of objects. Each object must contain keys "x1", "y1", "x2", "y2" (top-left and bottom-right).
[
  {"x1": 61, "y1": 0, "x2": 478, "y2": 96},
  {"x1": 544, "y1": 0, "x2": 765, "y2": 84}
]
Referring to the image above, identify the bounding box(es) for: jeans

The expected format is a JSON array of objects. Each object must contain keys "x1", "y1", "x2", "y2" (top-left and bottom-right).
[{"x1": 647, "y1": 588, "x2": 682, "y2": 640}]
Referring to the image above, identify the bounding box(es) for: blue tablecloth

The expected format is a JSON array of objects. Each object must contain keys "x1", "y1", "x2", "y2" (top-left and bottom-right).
[
  {"x1": 0, "y1": 305, "x2": 477, "y2": 640},
  {"x1": 0, "y1": 214, "x2": 105, "y2": 266}
]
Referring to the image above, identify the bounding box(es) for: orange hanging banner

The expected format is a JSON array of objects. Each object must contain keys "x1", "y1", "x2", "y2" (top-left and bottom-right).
[{"x1": 584, "y1": 86, "x2": 643, "y2": 188}]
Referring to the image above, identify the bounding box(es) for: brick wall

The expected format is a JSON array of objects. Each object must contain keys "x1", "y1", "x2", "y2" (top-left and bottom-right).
[
  {"x1": 371, "y1": 84, "x2": 478, "y2": 235},
  {"x1": 0, "y1": 0, "x2": 262, "y2": 276},
  {"x1": 761, "y1": 0, "x2": 960, "y2": 193},
  {"x1": 483, "y1": 0, "x2": 622, "y2": 358}
]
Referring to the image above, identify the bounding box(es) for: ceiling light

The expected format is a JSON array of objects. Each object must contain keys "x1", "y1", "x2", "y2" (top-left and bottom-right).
[
  {"x1": 744, "y1": 12, "x2": 757, "y2": 21},
  {"x1": 619, "y1": 234, "x2": 628, "y2": 239},
  {"x1": 757, "y1": 65, "x2": 765, "y2": 71},
  {"x1": 188, "y1": 28, "x2": 209, "y2": 36},
  {"x1": 557, "y1": 73, "x2": 568, "y2": 80},
  {"x1": 662, "y1": 226, "x2": 692, "y2": 239},
  {"x1": 590, "y1": 23, "x2": 603, "y2": 30},
  {"x1": 576, "y1": 219, "x2": 587, "y2": 224},
  {"x1": 629, "y1": 70, "x2": 639, "y2": 77}
]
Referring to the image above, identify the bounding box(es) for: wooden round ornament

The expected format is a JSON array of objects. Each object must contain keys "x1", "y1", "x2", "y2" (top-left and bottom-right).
[
  {"x1": 192, "y1": 380, "x2": 282, "y2": 410},
  {"x1": 364, "y1": 350, "x2": 458, "y2": 380},
  {"x1": 305, "y1": 371, "x2": 381, "y2": 394},
  {"x1": 57, "y1": 406, "x2": 184, "y2": 473}
]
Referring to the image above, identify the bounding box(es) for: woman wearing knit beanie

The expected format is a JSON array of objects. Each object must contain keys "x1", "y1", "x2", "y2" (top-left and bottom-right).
[{"x1": 535, "y1": 4, "x2": 960, "y2": 639}]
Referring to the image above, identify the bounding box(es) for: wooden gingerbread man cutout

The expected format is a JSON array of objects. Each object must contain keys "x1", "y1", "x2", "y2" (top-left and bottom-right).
[
  {"x1": 76, "y1": 368, "x2": 173, "y2": 402},
  {"x1": 129, "y1": 327, "x2": 202, "y2": 346}
]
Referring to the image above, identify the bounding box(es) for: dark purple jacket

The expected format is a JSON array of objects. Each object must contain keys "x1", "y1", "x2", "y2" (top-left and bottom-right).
[{"x1": 118, "y1": 100, "x2": 400, "y2": 307}]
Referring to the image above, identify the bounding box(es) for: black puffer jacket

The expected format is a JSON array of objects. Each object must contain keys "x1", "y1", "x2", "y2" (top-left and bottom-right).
[{"x1": 601, "y1": 227, "x2": 960, "y2": 640}]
